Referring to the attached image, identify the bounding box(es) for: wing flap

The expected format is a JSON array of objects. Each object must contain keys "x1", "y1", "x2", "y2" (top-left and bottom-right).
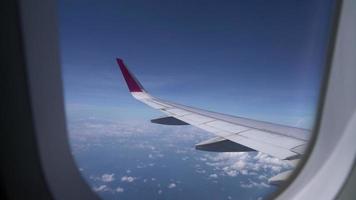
[
  {"x1": 195, "y1": 136, "x2": 256, "y2": 152},
  {"x1": 151, "y1": 116, "x2": 190, "y2": 125}
]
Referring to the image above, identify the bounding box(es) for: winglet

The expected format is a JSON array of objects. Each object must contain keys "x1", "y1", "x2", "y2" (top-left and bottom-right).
[{"x1": 116, "y1": 58, "x2": 144, "y2": 92}]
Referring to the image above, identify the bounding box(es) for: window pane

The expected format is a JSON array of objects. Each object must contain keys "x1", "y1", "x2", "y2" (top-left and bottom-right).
[{"x1": 59, "y1": 0, "x2": 336, "y2": 199}]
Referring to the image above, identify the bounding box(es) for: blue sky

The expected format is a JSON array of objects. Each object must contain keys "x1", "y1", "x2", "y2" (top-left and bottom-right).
[{"x1": 59, "y1": 0, "x2": 335, "y2": 129}]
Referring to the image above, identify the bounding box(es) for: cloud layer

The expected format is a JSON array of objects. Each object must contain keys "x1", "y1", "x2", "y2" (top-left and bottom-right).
[{"x1": 69, "y1": 118, "x2": 295, "y2": 199}]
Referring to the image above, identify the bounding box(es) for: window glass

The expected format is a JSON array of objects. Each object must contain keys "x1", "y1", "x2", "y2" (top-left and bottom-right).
[{"x1": 59, "y1": 0, "x2": 336, "y2": 199}]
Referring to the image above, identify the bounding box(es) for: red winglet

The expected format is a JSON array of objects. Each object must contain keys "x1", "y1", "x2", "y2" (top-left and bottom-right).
[{"x1": 116, "y1": 58, "x2": 144, "y2": 92}]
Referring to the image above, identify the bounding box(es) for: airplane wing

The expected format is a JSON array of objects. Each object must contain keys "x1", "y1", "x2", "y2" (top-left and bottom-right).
[{"x1": 116, "y1": 58, "x2": 310, "y2": 160}]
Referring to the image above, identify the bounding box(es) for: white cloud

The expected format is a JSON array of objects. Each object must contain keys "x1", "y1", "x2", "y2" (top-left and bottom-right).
[
  {"x1": 203, "y1": 152, "x2": 293, "y2": 177},
  {"x1": 121, "y1": 176, "x2": 136, "y2": 183},
  {"x1": 200, "y1": 157, "x2": 207, "y2": 161},
  {"x1": 158, "y1": 190, "x2": 163, "y2": 195},
  {"x1": 101, "y1": 173, "x2": 115, "y2": 182},
  {"x1": 231, "y1": 160, "x2": 246, "y2": 170},
  {"x1": 93, "y1": 185, "x2": 109, "y2": 192},
  {"x1": 199, "y1": 151, "x2": 295, "y2": 189},
  {"x1": 240, "y1": 179, "x2": 270, "y2": 189},
  {"x1": 258, "y1": 175, "x2": 267, "y2": 180},
  {"x1": 167, "y1": 183, "x2": 176, "y2": 189},
  {"x1": 182, "y1": 156, "x2": 189, "y2": 161},
  {"x1": 115, "y1": 187, "x2": 124, "y2": 193},
  {"x1": 241, "y1": 170, "x2": 248, "y2": 175},
  {"x1": 209, "y1": 174, "x2": 218, "y2": 178},
  {"x1": 175, "y1": 149, "x2": 188, "y2": 154},
  {"x1": 225, "y1": 170, "x2": 238, "y2": 177}
]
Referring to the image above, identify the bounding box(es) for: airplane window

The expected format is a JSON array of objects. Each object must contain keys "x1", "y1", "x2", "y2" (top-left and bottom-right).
[{"x1": 58, "y1": 0, "x2": 337, "y2": 199}]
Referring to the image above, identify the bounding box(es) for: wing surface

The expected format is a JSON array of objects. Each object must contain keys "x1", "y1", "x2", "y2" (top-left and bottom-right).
[{"x1": 116, "y1": 58, "x2": 309, "y2": 160}]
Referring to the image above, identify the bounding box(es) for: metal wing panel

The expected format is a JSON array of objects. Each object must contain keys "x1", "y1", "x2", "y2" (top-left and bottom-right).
[
  {"x1": 205, "y1": 120, "x2": 250, "y2": 134},
  {"x1": 140, "y1": 99, "x2": 167, "y2": 109},
  {"x1": 239, "y1": 130, "x2": 305, "y2": 149},
  {"x1": 163, "y1": 108, "x2": 191, "y2": 116},
  {"x1": 189, "y1": 123, "x2": 234, "y2": 138},
  {"x1": 180, "y1": 114, "x2": 215, "y2": 124}
]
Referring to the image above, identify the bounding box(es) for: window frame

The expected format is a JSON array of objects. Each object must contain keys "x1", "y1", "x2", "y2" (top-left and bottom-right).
[{"x1": 18, "y1": 0, "x2": 355, "y2": 199}]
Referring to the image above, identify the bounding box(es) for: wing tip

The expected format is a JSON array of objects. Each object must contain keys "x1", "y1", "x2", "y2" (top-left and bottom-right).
[
  {"x1": 116, "y1": 58, "x2": 144, "y2": 92},
  {"x1": 116, "y1": 57, "x2": 124, "y2": 64}
]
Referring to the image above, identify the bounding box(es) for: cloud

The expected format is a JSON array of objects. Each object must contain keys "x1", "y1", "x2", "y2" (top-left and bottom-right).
[
  {"x1": 199, "y1": 151, "x2": 294, "y2": 188},
  {"x1": 69, "y1": 116, "x2": 294, "y2": 192},
  {"x1": 92, "y1": 184, "x2": 126, "y2": 194},
  {"x1": 203, "y1": 152, "x2": 293, "y2": 176},
  {"x1": 175, "y1": 149, "x2": 188, "y2": 154},
  {"x1": 167, "y1": 183, "x2": 176, "y2": 189},
  {"x1": 121, "y1": 176, "x2": 136, "y2": 183},
  {"x1": 158, "y1": 190, "x2": 163, "y2": 195},
  {"x1": 93, "y1": 185, "x2": 109, "y2": 192},
  {"x1": 101, "y1": 173, "x2": 115, "y2": 182},
  {"x1": 231, "y1": 160, "x2": 246, "y2": 170},
  {"x1": 225, "y1": 169, "x2": 237, "y2": 177},
  {"x1": 182, "y1": 156, "x2": 189, "y2": 161},
  {"x1": 240, "y1": 179, "x2": 270, "y2": 189},
  {"x1": 89, "y1": 174, "x2": 116, "y2": 183},
  {"x1": 209, "y1": 174, "x2": 218, "y2": 178},
  {"x1": 258, "y1": 175, "x2": 267, "y2": 180},
  {"x1": 200, "y1": 157, "x2": 207, "y2": 161},
  {"x1": 115, "y1": 187, "x2": 124, "y2": 193},
  {"x1": 68, "y1": 117, "x2": 209, "y2": 153}
]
